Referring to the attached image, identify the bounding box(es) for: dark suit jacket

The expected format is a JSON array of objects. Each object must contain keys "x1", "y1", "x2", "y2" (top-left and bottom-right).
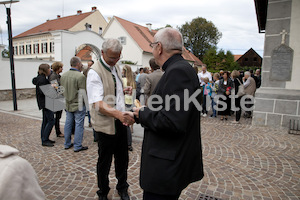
[
  {"x1": 139, "y1": 54, "x2": 204, "y2": 195},
  {"x1": 32, "y1": 74, "x2": 50, "y2": 110}
]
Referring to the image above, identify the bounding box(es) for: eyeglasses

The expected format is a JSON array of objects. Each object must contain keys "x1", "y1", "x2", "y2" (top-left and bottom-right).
[
  {"x1": 104, "y1": 52, "x2": 123, "y2": 61},
  {"x1": 149, "y1": 42, "x2": 159, "y2": 48}
]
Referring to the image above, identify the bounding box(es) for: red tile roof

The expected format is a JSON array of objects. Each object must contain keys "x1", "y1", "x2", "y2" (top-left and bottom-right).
[
  {"x1": 234, "y1": 55, "x2": 243, "y2": 62},
  {"x1": 13, "y1": 12, "x2": 94, "y2": 39},
  {"x1": 114, "y1": 16, "x2": 203, "y2": 66},
  {"x1": 76, "y1": 46, "x2": 92, "y2": 61}
]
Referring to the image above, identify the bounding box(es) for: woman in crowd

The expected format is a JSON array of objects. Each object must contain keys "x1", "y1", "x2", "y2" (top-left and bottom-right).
[
  {"x1": 49, "y1": 62, "x2": 64, "y2": 138},
  {"x1": 210, "y1": 73, "x2": 220, "y2": 118},
  {"x1": 217, "y1": 71, "x2": 233, "y2": 120},
  {"x1": 32, "y1": 64, "x2": 55, "y2": 147},
  {"x1": 122, "y1": 65, "x2": 136, "y2": 151},
  {"x1": 231, "y1": 70, "x2": 243, "y2": 124},
  {"x1": 202, "y1": 77, "x2": 212, "y2": 117}
]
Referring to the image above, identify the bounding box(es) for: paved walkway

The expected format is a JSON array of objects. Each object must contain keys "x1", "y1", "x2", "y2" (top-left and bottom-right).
[{"x1": 0, "y1": 98, "x2": 299, "y2": 200}]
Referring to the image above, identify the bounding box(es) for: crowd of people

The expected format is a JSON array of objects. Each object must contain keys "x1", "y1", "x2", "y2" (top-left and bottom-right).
[{"x1": 26, "y1": 27, "x2": 261, "y2": 200}]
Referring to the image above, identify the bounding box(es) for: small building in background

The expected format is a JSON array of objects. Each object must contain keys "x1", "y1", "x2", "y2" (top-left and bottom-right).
[{"x1": 234, "y1": 48, "x2": 262, "y2": 69}]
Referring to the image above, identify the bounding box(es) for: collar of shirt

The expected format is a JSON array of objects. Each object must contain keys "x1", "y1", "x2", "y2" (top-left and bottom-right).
[{"x1": 70, "y1": 67, "x2": 80, "y2": 72}]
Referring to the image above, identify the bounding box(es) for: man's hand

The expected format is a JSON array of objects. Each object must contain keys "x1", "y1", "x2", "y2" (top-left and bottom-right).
[
  {"x1": 119, "y1": 111, "x2": 135, "y2": 126},
  {"x1": 133, "y1": 106, "x2": 144, "y2": 119}
]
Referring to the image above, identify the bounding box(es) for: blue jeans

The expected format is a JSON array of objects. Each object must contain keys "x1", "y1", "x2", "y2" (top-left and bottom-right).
[
  {"x1": 64, "y1": 106, "x2": 86, "y2": 151},
  {"x1": 41, "y1": 108, "x2": 55, "y2": 143},
  {"x1": 211, "y1": 97, "x2": 217, "y2": 117}
]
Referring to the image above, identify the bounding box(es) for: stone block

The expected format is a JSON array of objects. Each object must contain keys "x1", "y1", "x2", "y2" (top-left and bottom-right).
[
  {"x1": 254, "y1": 98, "x2": 274, "y2": 113},
  {"x1": 264, "y1": 36, "x2": 283, "y2": 57},
  {"x1": 252, "y1": 112, "x2": 266, "y2": 126},
  {"x1": 265, "y1": 19, "x2": 290, "y2": 35},
  {"x1": 266, "y1": 113, "x2": 282, "y2": 128},
  {"x1": 267, "y1": 1, "x2": 292, "y2": 20},
  {"x1": 282, "y1": 115, "x2": 300, "y2": 129},
  {"x1": 262, "y1": 57, "x2": 271, "y2": 72},
  {"x1": 274, "y1": 100, "x2": 297, "y2": 115},
  {"x1": 261, "y1": 71, "x2": 286, "y2": 88}
]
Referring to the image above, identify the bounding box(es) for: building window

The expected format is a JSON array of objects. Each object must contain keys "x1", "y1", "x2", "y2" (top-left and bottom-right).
[
  {"x1": 118, "y1": 37, "x2": 126, "y2": 45},
  {"x1": 42, "y1": 42, "x2": 48, "y2": 53},
  {"x1": 26, "y1": 44, "x2": 31, "y2": 54},
  {"x1": 85, "y1": 23, "x2": 92, "y2": 30},
  {"x1": 244, "y1": 57, "x2": 248, "y2": 62},
  {"x1": 34, "y1": 43, "x2": 39, "y2": 54},
  {"x1": 99, "y1": 27, "x2": 103, "y2": 35},
  {"x1": 253, "y1": 57, "x2": 257, "y2": 61},
  {"x1": 19, "y1": 45, "x2": 24, "y2": 55},
  {"x1": 13, "y1": 46, "x2": 18, "y2": 55},
  {"x1": 50, "y1": 42, "x2": 54, "y2": 53}
]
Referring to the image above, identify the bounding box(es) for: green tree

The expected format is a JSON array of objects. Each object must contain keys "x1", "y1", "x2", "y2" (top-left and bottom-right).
[
  {"x1": 178, "y1": 17, "x2": 222, "y2": 60},
  {"x1": 203, "y1": 48, "x2": 240, "y2": 72}
]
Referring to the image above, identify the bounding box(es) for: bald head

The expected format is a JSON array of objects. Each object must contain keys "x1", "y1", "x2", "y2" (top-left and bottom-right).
[{"x1": 154, "y1": 28, "x2": 183, "y2": 53}]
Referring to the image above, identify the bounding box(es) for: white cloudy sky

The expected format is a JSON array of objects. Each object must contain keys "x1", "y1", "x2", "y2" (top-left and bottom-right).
[{"x1": 0, "y1": 0, "x2": 265, "y2": 56}]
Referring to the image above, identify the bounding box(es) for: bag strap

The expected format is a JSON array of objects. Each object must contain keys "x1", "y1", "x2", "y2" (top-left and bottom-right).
[{"x1": 237, "y1": 78, "x2": 242, "y2": 85}]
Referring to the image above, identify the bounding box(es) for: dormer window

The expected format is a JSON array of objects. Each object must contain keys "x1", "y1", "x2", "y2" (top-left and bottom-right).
[
  {"x1": 85, "y1": 23, "x2": 92, "y2": 31},
  {"x1": 118, "y1": 37, "x2": 126, "y2": 45}
]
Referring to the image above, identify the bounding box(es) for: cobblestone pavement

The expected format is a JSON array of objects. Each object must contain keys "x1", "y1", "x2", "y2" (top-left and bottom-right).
[{"x1": 0, "y1": 110, "x2": 300, "y2": 200}]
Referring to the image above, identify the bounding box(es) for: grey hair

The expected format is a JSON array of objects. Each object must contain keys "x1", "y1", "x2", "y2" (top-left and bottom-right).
[
  {"x1": 154, "y1": 28, "x2": 183, "y2": 52},
  {"x1": 244, "y1": 71, "x2": 251, "y2": 76},
  {"x1": 102, "y1": 38, "x2": 123, "y2": 53},
  {"x1": 70, "y1": 56, "x2": 81, "y2": 67}
]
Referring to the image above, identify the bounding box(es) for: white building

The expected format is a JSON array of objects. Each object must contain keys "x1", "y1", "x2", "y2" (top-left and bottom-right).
[
  {"x1": 103, "y1": 16, "x2": 203, "y2": 72},
  {"x1": 12, "y1": 7, "x2": 107, "y2": 62}
]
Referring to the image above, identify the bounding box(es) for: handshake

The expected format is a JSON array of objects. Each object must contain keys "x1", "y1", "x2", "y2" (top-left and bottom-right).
[{"x1": 121, "y1": 99, "x2": 144, "y2": 126}]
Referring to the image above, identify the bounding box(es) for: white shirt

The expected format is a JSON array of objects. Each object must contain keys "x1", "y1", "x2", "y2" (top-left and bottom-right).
[
  {"x1": 86, "y1": 57, "x2": 125, "y2": 112},
  {"x1": 198, "y1": 71, "x2": 212, "y2": 86}
]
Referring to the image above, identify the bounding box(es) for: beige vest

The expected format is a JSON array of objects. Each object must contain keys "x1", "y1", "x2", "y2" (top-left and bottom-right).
[
  {"x1": 244, "y1": 76, "x2": 256, "y2": 97},
  {"x1": 90, "y1": 59, "x2": 123, "y2": 135}
]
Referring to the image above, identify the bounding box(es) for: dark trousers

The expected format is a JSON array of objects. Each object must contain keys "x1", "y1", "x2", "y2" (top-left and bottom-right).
[
  {"x1": 41, "y1": 108, "x2": 55, "y2": 143},
  {"x1": 96, "y1": 120, "x2": 129, "y2": 196},
  {"x1": 235, "y1": 97, "x2": 242, "y2": 121},
  {"x1": 202, "y1": 95, "x2": 208, "y2": 114},
  {"x1": 143, "y1": 191, "x2": 181, "y2": 200},
  {"x1": 55, "y1": 110, "x2": 63, "y2": 135},
  {"x1": 245, "y1": 97, "x2": 254, "y2": 117}
]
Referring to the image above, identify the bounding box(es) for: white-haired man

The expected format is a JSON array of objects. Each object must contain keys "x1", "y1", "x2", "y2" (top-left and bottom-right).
[
  {"x1": 243, "y1": 71, "x2": 256, "y2": 118},
  {"x1": 87, "y1": 39, "x2": 134, "y2": 200},
  {"x1": 133, "y1": 28, "x2": 204, "y2": 200}
]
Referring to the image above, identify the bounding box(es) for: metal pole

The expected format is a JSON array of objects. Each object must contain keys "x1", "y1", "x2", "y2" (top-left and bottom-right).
[{"x1": 6, "y1": 7, "x2": 17, "y2": 110}]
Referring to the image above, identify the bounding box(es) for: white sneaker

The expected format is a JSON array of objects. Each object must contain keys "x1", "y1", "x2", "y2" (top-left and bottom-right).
[
  {"x1": 232, "y1": 121, "x2": 240, "y2": 124},
  {"x1": 203, "y1": 113, "x2": 207, "y2": 117}
]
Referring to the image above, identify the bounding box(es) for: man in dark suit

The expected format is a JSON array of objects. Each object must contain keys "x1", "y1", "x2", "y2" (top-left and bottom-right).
[{"x1": 133, "y1": 28, "x2": 204, "y2": 200}]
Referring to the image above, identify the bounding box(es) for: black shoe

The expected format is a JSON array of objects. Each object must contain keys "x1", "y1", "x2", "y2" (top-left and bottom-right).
[
  {"x1": 74, "y1": 146, "x2": 88, "y2": 152},
  {"x1": 42, "y1": 142, "x2": 54, "y2": 147},
  {"x1": 57, "y1": 133, "x2": 64, "y2": 137},
  {"x1": 118, "y1": 190, "x2": 130, "y2": 200},
  {"x1": 64, "y1": 143, "x2": 73, "y2": 150},
  {"x1": 98, "y1": 195, "x2": 108, "y2": 200},
  {"x1": 47, "y1": 139, "x2": 55, "y2": 143},
  {"x1": 128, "y1": 146, "x2": 133, "y2": 151}
]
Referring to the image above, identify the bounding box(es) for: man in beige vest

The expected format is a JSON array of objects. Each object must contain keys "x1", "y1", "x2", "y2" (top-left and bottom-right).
[
  {"x1": 243, "y1": 71, "x2": 256, "y2": 118},
  {"x1": 86, "y1": 39, "x2": 134, "y2": 200}
]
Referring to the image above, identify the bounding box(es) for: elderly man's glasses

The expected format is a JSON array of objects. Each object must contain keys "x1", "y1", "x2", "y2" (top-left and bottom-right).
[{"x1": 149, "y1": 42, "x2": 159, "y2": 48}]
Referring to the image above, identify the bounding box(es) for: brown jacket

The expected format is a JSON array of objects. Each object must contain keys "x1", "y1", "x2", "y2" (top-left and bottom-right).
[
  {"x1": 143, "y1": 69, "x2": 164, "y2": 96},
  {"x1": 244, "y1": 76, "x2": 256, "y2": 96}
]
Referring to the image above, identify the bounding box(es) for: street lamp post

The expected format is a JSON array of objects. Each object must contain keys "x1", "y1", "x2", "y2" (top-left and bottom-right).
[{"x1": 0, "y1": 0, "x2": 19, "y2": 111}]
